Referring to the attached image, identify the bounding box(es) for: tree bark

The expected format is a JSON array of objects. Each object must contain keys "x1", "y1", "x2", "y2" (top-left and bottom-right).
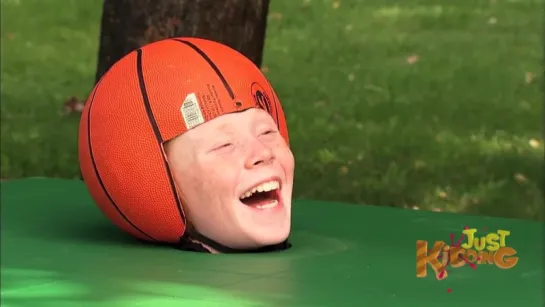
[{"x1": 95, "y1": 0, "x2": 270, "y2": 84}]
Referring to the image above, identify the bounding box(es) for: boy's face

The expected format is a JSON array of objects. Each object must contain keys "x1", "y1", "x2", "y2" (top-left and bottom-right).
[{"x1": 165, "y1": 108, "x2": 295, "y2": 251}]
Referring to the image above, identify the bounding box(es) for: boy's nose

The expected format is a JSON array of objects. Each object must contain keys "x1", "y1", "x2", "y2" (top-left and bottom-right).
[{"x1": 245, "y1": 142, "x2": 275, "y2": 168}]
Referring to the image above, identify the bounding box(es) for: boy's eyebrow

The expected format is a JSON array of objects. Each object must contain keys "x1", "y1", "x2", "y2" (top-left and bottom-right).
[
  {"x1": 253, "y1": 114, "x2": 275, "y2": 126},
  {"x1": 194, "y1": 123, "x2": 234, "y2": 147},
  {"x1": 216, "y1": 122, "x2": 231, "y2": 131}
]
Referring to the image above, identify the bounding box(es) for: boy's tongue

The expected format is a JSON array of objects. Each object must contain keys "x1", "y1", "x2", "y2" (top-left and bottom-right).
[{"x1": 241, "y1": 191, "x2": 276, "y2": 207}]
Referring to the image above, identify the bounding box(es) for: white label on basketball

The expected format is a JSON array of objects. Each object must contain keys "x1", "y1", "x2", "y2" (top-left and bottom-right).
[{"x1": 181, "y1": 93, "x2": 205, "y2": 129}]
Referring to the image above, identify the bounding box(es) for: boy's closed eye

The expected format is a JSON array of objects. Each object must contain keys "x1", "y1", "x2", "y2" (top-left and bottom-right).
[
  {"x1": 260, "y1": 129, "x2": 277, "y2": 136},
  {"x1": 210, "y1": 142, "x2": 234, "y2": 152}
]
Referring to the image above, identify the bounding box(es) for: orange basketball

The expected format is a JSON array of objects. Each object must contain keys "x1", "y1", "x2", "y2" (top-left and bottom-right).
[{"x1": 78, "y1": 37, "x2": 289, "y2": 244}]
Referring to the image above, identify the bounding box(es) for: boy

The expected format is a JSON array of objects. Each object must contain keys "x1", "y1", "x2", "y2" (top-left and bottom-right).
[{"x1": 79, "y1": 37, "x2": 294, "y2": 253}]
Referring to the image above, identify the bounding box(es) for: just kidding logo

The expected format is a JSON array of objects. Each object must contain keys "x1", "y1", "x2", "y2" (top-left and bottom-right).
[{"x1": 415, "y1": 226, "x2": 519, "y2": 281}]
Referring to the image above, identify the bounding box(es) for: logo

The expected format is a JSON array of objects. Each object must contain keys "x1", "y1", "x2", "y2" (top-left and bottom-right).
[
  {"x1": 416, "y1": 227, "x2": 518, "y2": 280},
  {"x1": 251, "y1": 82, "x2": 279, "y2": 124},
  {"x1": 251, "y1": 82, "x2": 272, "y2": 112}
]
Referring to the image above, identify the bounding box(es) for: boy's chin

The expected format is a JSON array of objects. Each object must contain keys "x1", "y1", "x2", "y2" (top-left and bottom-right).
[
  {"x1": 214, "y1": 224, "x2": 290, "y2": 251},
  {"x1": 243, "y1": 225, "x2": 291, "y2": 248}
]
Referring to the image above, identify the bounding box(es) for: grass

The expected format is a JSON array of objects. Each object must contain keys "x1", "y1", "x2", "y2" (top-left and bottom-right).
[{"x1": 1, "y1": 0, "x2": 543, "y2": 220}]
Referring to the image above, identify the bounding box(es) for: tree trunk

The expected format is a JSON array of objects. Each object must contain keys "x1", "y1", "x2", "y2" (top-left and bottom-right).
[{"x1": 94, "y1": 0, "x2": 270, "y2": 84}]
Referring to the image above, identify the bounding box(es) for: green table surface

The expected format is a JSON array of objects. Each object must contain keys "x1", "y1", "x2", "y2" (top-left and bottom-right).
[{"x1": 1, "y1": 178, "x2": 543, "y2": 307}]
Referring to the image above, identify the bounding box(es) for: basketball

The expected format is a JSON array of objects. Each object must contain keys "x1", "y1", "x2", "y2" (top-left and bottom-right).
[{"x1": 78, "y1": 37, "x2": 290, "y2": 244}]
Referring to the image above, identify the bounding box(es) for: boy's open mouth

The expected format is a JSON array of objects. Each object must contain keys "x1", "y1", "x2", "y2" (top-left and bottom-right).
[{"x1": 239, "y1": 179, "x2": 281, "y2": 209}]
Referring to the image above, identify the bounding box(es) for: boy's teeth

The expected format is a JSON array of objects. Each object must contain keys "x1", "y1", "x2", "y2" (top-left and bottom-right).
[
  {"x1": 256, "y1": 200, "x2": 278, "y2": 209},
  {"x1": 240, "y1": 180, "x2": 280, "y2": 199}
]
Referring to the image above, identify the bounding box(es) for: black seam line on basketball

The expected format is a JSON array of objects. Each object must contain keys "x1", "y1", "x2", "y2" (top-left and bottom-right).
[
  {"x1": 136, "y1": 49, "x2": 186, "y2": 227},
  {"x1": 87, "y1": 74, "x2": 157, "y2": 242},
  {"x1": 172, "y1": 38, "x2": 235, "y2": 100}
]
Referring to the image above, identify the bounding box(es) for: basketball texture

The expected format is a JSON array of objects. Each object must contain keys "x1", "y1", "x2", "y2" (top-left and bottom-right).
[{"x1": 78, "y1": 37, "x2": 289, "y2": 244}]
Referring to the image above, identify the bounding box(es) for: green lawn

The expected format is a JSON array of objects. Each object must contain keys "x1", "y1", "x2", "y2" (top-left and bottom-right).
[{"x1": 1, "y1": 0, "x2": 543, "y2": 220}]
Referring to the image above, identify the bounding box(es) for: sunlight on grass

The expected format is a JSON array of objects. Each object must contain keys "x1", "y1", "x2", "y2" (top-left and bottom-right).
[
  {"x1": 409, "y1": 130, "x2": 543, "y2": 218},
  {"x1": 0, "y1": 0, "x2": 21, "y2": 6},
  {"x1": 373, "y1": 5, "x2": 446, "y2": 18},
  {"x1": 435, "y1": 130, "x2": 543, "y2": 156}
]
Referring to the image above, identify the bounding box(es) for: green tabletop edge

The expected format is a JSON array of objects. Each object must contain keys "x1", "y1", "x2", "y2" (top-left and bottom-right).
[{"x1": 1, "y1": 178, "x2": 543, "y2": 307}]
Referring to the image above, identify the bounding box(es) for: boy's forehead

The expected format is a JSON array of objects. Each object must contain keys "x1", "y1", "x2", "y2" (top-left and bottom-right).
[
  {"x1": 178, "y1": 108, "x2": 273, "y2": 142},
  {"x1": 200, "y1": 108, "x2": 272, "y2": 131}
]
